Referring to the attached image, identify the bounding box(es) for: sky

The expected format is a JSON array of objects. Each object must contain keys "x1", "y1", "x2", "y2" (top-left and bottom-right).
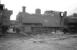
[{"x1": 1, "y1": 0, "x2": 77, "y2": 20}]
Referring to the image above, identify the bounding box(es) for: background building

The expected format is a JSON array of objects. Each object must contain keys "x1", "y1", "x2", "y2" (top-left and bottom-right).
[{"x1": 0, "y1": 4, "x2": 13, "y2": 26}]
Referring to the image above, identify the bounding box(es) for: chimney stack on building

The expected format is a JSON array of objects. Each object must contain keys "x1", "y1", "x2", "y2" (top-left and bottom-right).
[
  {"x1": 22, "y1": 6, "x2": 26, "y2": 13},
  {"x1": 35, "y1": 9, "x2": 41, "y2": 14}
]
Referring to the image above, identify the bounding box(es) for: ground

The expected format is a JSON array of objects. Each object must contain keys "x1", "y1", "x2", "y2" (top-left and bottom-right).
[{"x1": 0, "y1": 33, "x2": 77, "y2": 50}]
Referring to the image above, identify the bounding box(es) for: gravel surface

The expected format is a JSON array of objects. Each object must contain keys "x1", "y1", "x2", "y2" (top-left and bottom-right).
[{"x1": 0, "y1": 33, "x2": 77, "y2": 50}]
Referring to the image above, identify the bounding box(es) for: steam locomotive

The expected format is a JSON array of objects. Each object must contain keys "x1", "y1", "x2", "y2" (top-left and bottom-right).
[
  {"x1": 16, "y1": 7, "x2": 69, "y2": 34},
  {"x1": 64, "y1": 14, "x2": 77, "y2": 34}
]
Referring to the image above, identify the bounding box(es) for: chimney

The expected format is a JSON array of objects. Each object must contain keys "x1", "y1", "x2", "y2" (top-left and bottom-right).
[
  {"x1": 22, "y1": 6, "x2": 26, "y2": 13},
  {"x1": 35, "y1": 8, "x2": 41, "y2": 14}
]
